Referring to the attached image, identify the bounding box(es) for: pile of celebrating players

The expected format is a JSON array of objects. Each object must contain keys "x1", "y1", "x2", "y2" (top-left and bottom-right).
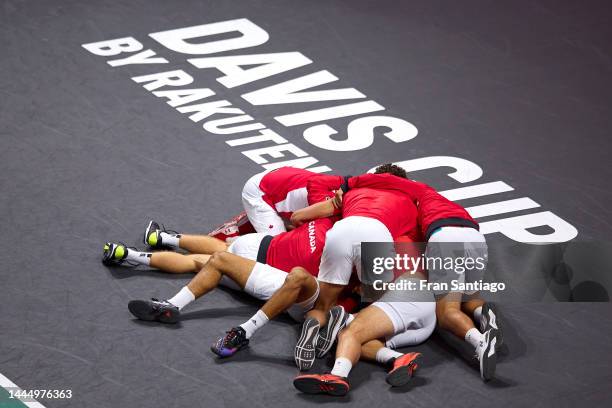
[{"x1": 103, "y1": 164, "x2": 502, "y2": 396}]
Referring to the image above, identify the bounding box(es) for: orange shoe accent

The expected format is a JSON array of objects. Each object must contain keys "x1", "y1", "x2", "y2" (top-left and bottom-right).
[
  {"x1": 294, "y1": 373, "x2": 349, "y2": 396},
  {"x1": 386, "y1": 352, "x2": 422, "y2": 387},
  {"x1": 391, "y1": 352, "x2": 421, "y2": 374}
]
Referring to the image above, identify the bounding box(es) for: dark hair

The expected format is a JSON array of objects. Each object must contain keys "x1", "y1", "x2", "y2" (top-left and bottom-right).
[{"x1": 374, "y1": 163, "x2": 408, "y2": 179}]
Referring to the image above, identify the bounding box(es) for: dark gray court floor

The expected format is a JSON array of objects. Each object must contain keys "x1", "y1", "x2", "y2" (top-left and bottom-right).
[{"x1": 1, "y1": 1, "x2": 612, "y2": 407}]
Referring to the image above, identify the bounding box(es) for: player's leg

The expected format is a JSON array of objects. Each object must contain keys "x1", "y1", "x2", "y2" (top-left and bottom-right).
[
  {"x1": 359, "y1": 339, "x2": 388, "y2": 361},
  {"x1": 462, "y1": 297, "x2": 504, "y2": 348},
  {"x1": 126, "y1": 229, "x2": 268, "y2": 324},
  {"x1": 379, "y1": 301, "x2": 435, "y2": 386},
  {"x1": 102, "y1": 240, "x2": 220, "y2": 272},
  {"x1": 186, "y1": 251, "x2": 255, "y2": 295},
  {"x1": 335, "y1": 307, "x2": 394, "y2": 363},
  {"x1": 148, "y1": 253, "x2": 210, "y2": 274},
  {"x1": 288, "y1": 220, "x2": 355, "y2": 372},
  {"x1": 343, "y1": 300, "x2": 432, "y2": 383},
  {"x1": 306, "y1": 216, "x2": 387, "y2": 325},
  {"x1": 212, "y1": 267, "x2": 321, "y2": 359},
  {"x1": 358, "y1": 339, "x2": 417, "y2": 384},
  {"x1": 313, "y1": 215, "x2": 396, "y2": 353},
  {"x1": 294, "y1": 304, "x2": 395, "y2": 396},
  {"x1": 143, "y1": 220, "x2": 228, "y2": 254},
  {"x1": 295, "y1": 280, "x2": 435, "y2": 395},
  {"x1": 437, "y1": 292, "x2": 477, "y2": 338},
  {"x1": 259, "y1": 267, "x2": 323, "y2": 370},
  {"x1": 436, "y1": 293, "x2": 497, "y2": 381},
  {"x1": 260, "y1": 267, "x2": 319, "y2": 320},
  {"x1": 175, "y1": 234, "x2": 229, "y2": 254},
  {"x1": 462, "y1": 297, "x2": 485, "y2": 318},
  {"x1": 128, "y1": 251, "x2": 256, "y2": 323},
  {"x1": 429, "y1": 226, "x2": 499, "y2": 380},
  {"x1": 294, "y1": 216, "x2": 393, "y2": 373}
]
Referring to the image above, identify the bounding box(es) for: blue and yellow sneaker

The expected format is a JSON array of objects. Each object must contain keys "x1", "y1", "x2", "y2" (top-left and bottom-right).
[{"x1": 211, "y1": 327, "x2": 250, "y2": 357}]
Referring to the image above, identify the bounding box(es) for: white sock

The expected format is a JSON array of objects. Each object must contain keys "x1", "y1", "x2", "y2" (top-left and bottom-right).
[
  {"x1": 160, "y1": 231, "x2": 181, "y2": 248},
  {"x1": 345, "y1": 313, "x2": 355, "y2": 326},
  {"x1": 465, "y1": 327, "x2": 485, "y2": 351},
  {"x1": 331, "y1": 357, "x2": 353, "y2": 378},
  {"x1": 375, "y1": 347, "x2": 403, "y2": 365},
  {"x1": 125, "y1": 249, "x2": 151, "y2": 266},
  {"x1": 473, "y1": 306, "x2": 483, "y2": 324},
  {"x1": 239, "y1": 310, "x2": 269, "y2": 339},
  {"x1": 167, "y1": 286, "x2": 195, "y2": 310}
]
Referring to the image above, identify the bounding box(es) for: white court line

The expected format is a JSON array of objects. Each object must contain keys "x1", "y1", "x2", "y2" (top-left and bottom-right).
[{"x1": 0, "y1": 372, "x2": 47, "y2": 408}]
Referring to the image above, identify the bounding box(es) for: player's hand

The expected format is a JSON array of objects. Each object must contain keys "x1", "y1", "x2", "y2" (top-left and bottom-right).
[
  {"x1": 332, "y1": 189, "x2": 343, "y2": 209},
  {"x1": 290, "y1": 211, "x2": 305, "y2": 227}
]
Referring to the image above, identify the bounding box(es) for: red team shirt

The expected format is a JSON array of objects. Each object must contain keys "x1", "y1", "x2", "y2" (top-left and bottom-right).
[
  {"x1": 266, "y1": 217, "x2": 335, "y2": 277},
  {"x1": 259, "y1": 171, "x2": 474, "y2": 273},
  {"x1": 306, "y1": 174, "x2": 421, "y2": 240},
  {"x1": 258, "y1": 167, "x2": 330, "y2": 219},
  {"x1": 264, "y1": 216, "x2": 359, "y2": 312},
  {"x1": 348, "y1": 173, "x2": 478, "y2": 239}
]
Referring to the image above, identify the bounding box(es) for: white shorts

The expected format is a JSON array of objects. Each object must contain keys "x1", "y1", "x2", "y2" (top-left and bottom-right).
[
  {"x1": 318, "y1": 216, "x2": 393, "y2": 285},
  {"x1": 372, "y1": 282, "x2": 436, "y2": 348},
  {"x1": 227, "y1": 232, "x2": 267, "y2": 260},
  {"x1": 217, "y1": 233, "x2": 268, "y2": 291},
  {"x1": 244, "y1": 263, "x2": 320, "y2": 321},
  {"x1": 425, "y1": 226, "x2": 488, "y2": 296},
  {"x1": 372, "y1": 277, "x2": 436, "y2": 348},
  {"x1": 227, "y1": 232, "x2": 319, "y2": 321},
  {"x1": 242, "y1": 171, "x2": 286, "y2": 236}
]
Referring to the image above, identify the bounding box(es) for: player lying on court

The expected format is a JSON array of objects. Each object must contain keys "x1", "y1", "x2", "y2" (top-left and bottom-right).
[
  {"x1": 103, "y1": 215, "x2": 427, "y2": 388},
  {"x1": 292, "y1": 230, "x2": 438, "y2": 396},
  {"x1": 103, "y1": 216, "x2": 338, "y2": 358},
  {"x1": 101, "y1": 164, "x2": 435, "y2": 383},
  {"x1": 294, "y1": 276, "x2": 435, "y2": 395},
  {"x1": 102, "y1": 163, "x2": 502, "y2": 393},
  {"x1": 102, "y1": 164, "x2": 357, "y2": 359},
  {"x1": 252, "y1": 163, "x2": 433, "y2": 377},
  {"x1": 343, "y1": 169, "x2": 504, "y2": 380},
  {"x1": 101, "y1": 165, "x2": 330, "y2": 279},
  {"x1": 286, "y1": 164, "x2": 503, "y2": 396},
  {"x1": 252, "y1": 165, "x2": 428, "y2": 395},
  {"x1": 240, "y1": 166, "x2": 327, "y2": 236}
]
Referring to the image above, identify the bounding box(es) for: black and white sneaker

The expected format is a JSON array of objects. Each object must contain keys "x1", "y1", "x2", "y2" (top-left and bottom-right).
[
  {"x1": 102, "y1": 242, "x2": 138, "y2": 266},
  {"x1": 294, "y1": 317, "x2": 320, "y2": 371},
  {"x1": 143, "y1": 220, "x2": 163, "y2": 249},
  {"x1": 480, "y1": 303, "x2": 503, "y2": 349},
  {"x1": 316, "y1": 306, "x2": 348, "y2": 358},
  {"x1": 128, "y1": 298, "x2": 180, "y2": 324},
  {"x1": 143, "y1": 220, "x2": 181, "y2": 249},
  {"x1": 477, "y1": 328, "x2": 498, "y2": 381}
]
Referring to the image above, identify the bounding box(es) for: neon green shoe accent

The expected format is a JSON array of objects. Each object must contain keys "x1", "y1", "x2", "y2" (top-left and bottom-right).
[
  {"x1": 147, "y1": 232, "x2": 158, "y2": 247},
  {"x1": 104, "y1": 244, "x2": 109, "y2": 251},
  {"x1": 114, "y1": 245, "x2": 126, "y2": 260}
]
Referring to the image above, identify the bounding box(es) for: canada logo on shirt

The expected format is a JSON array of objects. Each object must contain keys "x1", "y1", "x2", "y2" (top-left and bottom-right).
[{"x1": 308, "y1": 221, "x2": 317, "y2": 253}]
